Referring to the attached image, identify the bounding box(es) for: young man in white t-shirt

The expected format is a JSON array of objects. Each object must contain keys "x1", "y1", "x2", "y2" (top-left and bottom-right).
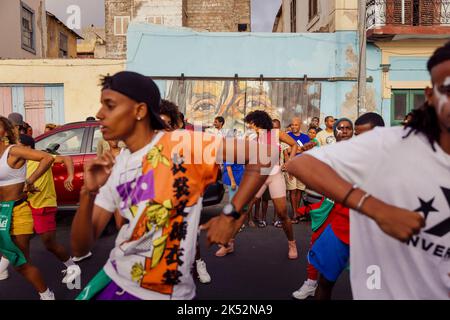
[
  {"x1": 71, "y1": 72, "x2": 274, "y2": 300},
  {"x1": 284, "y1": 42, "x2": 450, "y2": 299},
  {"x1": 316, "y1": 116, "x2": 336, "y2": 146}
]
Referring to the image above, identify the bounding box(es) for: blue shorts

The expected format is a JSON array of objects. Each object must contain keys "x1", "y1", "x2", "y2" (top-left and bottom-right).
[{"x1": 308, "y1": 224, "x2": 349, "y2": 282}]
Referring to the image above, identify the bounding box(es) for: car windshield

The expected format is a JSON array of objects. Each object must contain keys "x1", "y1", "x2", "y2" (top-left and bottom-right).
[{"x1": 35, "y1": 128, "x2": 85, "y2": 154}]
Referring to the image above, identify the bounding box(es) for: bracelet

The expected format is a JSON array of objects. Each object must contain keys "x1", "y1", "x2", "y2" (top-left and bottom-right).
[
  {"x1": 356, "y1": 193, "x2": 371, "y2": 212},
  {"x1": 342, "y1": 184, "x2": 358, "y2": 206}
]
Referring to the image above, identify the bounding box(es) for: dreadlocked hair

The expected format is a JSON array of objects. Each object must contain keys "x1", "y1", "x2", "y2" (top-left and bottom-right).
[
  {"x1": 403, "y1": 102, "x2": 440, "y2": 151},
  {"x1": 403, "y1": 41, "x2": 450, "y2": 151}
]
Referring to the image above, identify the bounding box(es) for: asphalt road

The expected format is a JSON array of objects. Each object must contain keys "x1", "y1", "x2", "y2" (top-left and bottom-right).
[{"x1": 0, "y1": 197, "x2": 352, "y2": 300}]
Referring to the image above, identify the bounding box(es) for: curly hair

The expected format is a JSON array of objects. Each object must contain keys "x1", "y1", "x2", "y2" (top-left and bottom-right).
[
  {"x1": 0, "y1": 116, "x2": 17, "y2": 144},
  {"x1": 160, "y1": 99, "x2": 182, "y2": 130},
  {"x1": 244, "y1": 110, "x2": 273, "y2": 130}
]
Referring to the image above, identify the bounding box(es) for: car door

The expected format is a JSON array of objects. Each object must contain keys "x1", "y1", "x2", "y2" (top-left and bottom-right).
[{"x1": 35, "y1": 126, "x2": 87, "y2": 206}]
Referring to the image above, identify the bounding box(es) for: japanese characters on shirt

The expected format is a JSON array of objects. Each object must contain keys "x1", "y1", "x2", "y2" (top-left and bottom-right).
[{"x1": 95, "y1": 131, "x2": 219, "y2": 299}]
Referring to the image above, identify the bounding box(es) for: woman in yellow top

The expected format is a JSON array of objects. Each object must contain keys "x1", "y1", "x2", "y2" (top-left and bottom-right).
[{"x1": 0, "y1": 116, "x2": 55, "y2": 300}]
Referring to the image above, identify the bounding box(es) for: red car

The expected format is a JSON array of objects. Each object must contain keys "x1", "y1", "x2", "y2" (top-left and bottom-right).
[{"x1": 34, "y1": 121, "x2": 224, "y2": 210}]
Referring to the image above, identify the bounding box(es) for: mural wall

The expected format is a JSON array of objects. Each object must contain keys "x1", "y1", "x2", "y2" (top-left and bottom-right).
[{"x1": 164, "y1": 79, "x2": 321, "y2": 133}]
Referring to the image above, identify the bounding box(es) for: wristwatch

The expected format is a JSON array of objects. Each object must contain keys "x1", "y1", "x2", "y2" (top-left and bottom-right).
[{"x1": 223, "y1": 203, "x2": 241, "y2": 220}]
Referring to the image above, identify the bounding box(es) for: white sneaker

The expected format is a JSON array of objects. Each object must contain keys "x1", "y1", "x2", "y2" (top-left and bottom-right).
[
  {"x1": 62, "y1": 265, "x2": 82, "y2": 284},
  {"x1": 196, "y1": 259, "x2": 211, "y2": 284},
  {"x1": 72, "y1": 252, "x2": 92, "y2": 262},
  {"x1": 0, "y1": 269, "x2": 8, "y2": 281},
  {"x1": 39, "y1": 290, "x2": 55, "y2": 300},
  {"x1": 292, "y1": 280, "x2": 317, "y2": 300}
]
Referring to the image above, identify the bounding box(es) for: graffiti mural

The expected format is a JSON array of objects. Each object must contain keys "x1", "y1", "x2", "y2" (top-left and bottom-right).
[{"x1": 164, "y1": 79, "x2": 321, "y2": 133}]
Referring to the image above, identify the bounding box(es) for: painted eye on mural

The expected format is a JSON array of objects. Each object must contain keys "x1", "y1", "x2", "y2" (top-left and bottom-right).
[
  {"x1": 193, "y1": 102, "x2": 214, "y2": 112},
  {"x1": 246, "y1": 100, "x2": 268, "y2": 109}
]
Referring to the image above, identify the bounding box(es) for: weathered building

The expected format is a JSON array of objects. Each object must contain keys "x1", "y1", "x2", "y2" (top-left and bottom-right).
[
  {"x1": 273, "y1": 0, "x2": 449, "y2": 125},
  {"x1": 186, "y1": 0, "x2": 251, "y2": 32},
  {"x1": 46, "y1": 12, "x2": 83, "y2": 58},
  {"x1": 77, "y1": 26, "x2": 106, "y2": 59},
  {"x1": 0, "y1": 0, "x2": 47, "y2": 59},
  {"x1": 104, "y1": 0, "x2": 251, "y2": 59},
  {"x1": 0, "y1": 59, "x2": 125, "y2": 135}
]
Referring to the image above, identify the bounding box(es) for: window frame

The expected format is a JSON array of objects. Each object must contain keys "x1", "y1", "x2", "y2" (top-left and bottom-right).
[
  {"x1": 35, "y1": 127, "x2": 87, "y2": 156},
  {"x1": 59, "y1": 32, "x2": 68, "y2": 58},
  {"x1": 391, "y1": 89, "x2": 425, "y2": 126},
  {"x1": 290, "y1": 0, "x2": 297, "y2": 32},
  {"x1": 21, "y1": 1, "x2": 36, "y2": 54},
  {"x1": 308, "y1": 0, "x2": 319, "y2": 22},
  {"x1": 146, "y1": 16, "x2": 164, "y2": 25},
  {"x1": 114, "y1": 16, "x2": 131, "y2": 36}
]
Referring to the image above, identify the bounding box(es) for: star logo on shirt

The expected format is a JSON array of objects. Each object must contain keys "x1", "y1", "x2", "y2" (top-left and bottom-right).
[
  {"x1": 414, "y1": 197, "x2": 438, "y2": 220},
  {"x1": 420, "y1": 187, "x2": 450, "y2": 238}
]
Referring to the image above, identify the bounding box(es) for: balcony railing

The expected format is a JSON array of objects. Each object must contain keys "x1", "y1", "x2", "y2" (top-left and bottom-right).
[{"x1": 366, "y1": 0, "x2": 450, "y2": 28}]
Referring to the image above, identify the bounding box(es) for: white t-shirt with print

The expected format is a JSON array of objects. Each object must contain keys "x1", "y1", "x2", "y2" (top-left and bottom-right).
[
  {"x1": 316, "y1": 129, "x2": 336, "y2": 146},
  {"x1": 95, "y1": 131, "x2": 215, "y2": 300},
  {"x1": 306, "y1": 126, "x2": 450, "y2": 300}
]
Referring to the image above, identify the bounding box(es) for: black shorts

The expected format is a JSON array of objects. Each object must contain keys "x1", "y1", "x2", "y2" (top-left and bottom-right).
[{"x1": 262, "y1": 189, "x2": 271, "y2": 201}]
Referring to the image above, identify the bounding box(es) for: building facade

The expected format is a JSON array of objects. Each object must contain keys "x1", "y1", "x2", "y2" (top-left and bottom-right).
[
  {"x1": 126, "y1": 23, "x2": 370, "y2": 133},
  {"x1": 273, "y1": 0, "x2": 358, "y2": 33},
  {"x1": 0, "y1": 0, "x2": 47, "y2": 59},
  {"x1": 0, "y1": 59, "x2": 125, "y2": 136},
  {"x1": 273, "y1": 0, "x2": 449, "y2": 125},
  {"x1": 77, "y1": 26, "x2": 107, "y2": 59},
  {"x1": 104, "y1": 0, "x2": 251, "y2": 59},
  {"x1": 46, "y1": 12, "x2": 82, "y2": 59},
  {"x1": 366, "y1": 0, "x2": 450, "y2": 125}
]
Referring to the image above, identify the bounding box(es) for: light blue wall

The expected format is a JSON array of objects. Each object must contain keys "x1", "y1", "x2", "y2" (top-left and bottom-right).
[
  {"x1": 372, "y1": 52, "x2": 430, "y2": 125},
  {"x1": 126, "y1": 23, "x2": 371, "y2": 120},
  {"x1": 127, "y1": 24, "x2": 357, "y2": 78},
  {"x1": 389, "y1": 57, "x2": 429, "y2": 82}
]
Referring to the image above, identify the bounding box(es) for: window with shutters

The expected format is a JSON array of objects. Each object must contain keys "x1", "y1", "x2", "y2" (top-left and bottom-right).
[
  {"x1": 59, "y1": 33, "x2": 68, "y2": 58},
  {"x1": 114, "y1": 16, "x2": 130, "y2": 36},
  {"x1": 21, "y1": 2, "x2": 35, "y2": 53}
]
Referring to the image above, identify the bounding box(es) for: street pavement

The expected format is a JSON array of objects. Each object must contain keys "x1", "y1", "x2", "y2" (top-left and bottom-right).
[{"x1": 0, "y1": 196, "x2": 352, "y2": 300}]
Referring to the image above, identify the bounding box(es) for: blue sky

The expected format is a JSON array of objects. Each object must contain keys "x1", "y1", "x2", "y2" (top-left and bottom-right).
[{"x1": 45, "y1": 0, "x2": 281, "y2": 32}]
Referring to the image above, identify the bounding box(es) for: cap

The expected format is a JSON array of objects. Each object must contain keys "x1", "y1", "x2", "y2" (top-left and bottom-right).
[
  {"x1": 102, "y1": 71, "x2": 166, "y2": 130},
  {"x1": 8, "y1": 113, "x2": 24, "y2": 126}
]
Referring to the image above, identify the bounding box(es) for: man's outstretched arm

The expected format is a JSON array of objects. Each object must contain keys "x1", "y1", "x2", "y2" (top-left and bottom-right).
[
  {"x1": 204, "y1": 136, "x2": 277, "y2": 245},
  {"x1": 285, "y1": 154, "x2": 425, "y2": 242}
]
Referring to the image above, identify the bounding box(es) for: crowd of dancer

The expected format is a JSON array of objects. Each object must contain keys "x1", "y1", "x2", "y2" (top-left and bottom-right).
[{"x1": 0, "y1": 42, "x2": 449, "y2": 300}]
